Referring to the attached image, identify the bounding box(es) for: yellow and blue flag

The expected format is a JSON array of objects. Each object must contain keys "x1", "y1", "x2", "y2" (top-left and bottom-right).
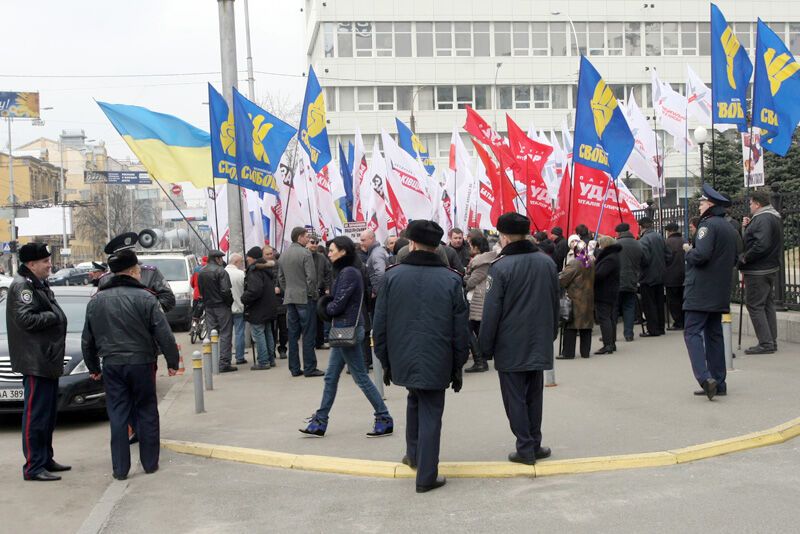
[
  {"x1": 232, "y1": 88, "x2": 296, "y2": 197},
  {"x1": 298, "y1": 66, "x2": 332, "y2": 173},
  {"x1": 208, "y1": 83, "x2": 237, "y2": 183},
  {"x1": 752, "y1": 19, "x2": 800, "y2": 157},
  {"x1": 711, "y1": 4, "x2": 753, "y2": 132},
  {"x1": 97, "y1": 102, "x2": 212, "y2": 188},
  {"x1": 396, "y1": 118, "x2": 435, "y2": 175},
  {"x1": 573, "y1": 56, "x2": 634, "y2": 179}
]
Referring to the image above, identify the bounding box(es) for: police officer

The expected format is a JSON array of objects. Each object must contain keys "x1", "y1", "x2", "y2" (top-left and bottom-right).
[
  {"x1": 479, "y1": 213, "x2": 559, "y2": 465},
  {"x1": 98, "y1": 232, "x2": 176, "y2": 313},
  {"x1": 683, "y1": 184, "x2": 738, "y2": 400},
  {"x1": 7, "y1": 242, "x2": 70, "y2": 481},
  {"x1": 82, "y1": 248, "x2": 180, "y2": 480},
  {"x1": 373, "y1": 220, "x2": 469, "y2": 493}
]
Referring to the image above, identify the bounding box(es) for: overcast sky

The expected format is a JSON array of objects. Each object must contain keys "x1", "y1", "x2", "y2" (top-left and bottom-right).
[{"x1": 2, "y1": 0, "x2": 306, "y2": 162}]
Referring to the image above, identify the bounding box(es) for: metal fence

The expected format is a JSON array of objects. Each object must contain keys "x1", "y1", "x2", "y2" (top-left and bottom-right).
[{"x1": 632, "y1": 185, "x2": 800, "y2": 311}]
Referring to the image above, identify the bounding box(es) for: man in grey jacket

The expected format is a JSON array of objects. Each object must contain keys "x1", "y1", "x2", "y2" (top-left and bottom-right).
[{"x1": 278, "y1": 227, "x2": 322, "y2": 377}]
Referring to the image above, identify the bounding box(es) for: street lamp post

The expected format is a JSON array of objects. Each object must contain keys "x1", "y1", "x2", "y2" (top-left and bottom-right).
[
  {"x1": 551, "y1": 11, "x2": 580, "y2": 56},
  {"x1": 493, "y1": 62, "x2": 503, "y2": 130},
  {"x1": 409, "y1": 85, "x2": 430, "y2": 133}
]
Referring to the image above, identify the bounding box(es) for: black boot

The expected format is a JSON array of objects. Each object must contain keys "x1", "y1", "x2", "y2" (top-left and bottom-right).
[{"x1": 465, "y1": 357, "x2": 489, "y2": 373}]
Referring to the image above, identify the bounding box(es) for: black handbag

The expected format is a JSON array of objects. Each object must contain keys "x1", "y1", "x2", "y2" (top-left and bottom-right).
[
  {"x1": 559, "y1": 291, "x2": 573, "y2": 324},
  {"x1": 328, "y1": 295, "x2": 364, "y2": 348}
]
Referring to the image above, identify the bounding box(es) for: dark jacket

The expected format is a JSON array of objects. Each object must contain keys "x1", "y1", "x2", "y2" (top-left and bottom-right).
[
  {"x1": 326, "y1": 258, "x2": 364, "y2": 328},
  {"x1": 373, "y1": 250, "x2": 469, "y2": 391},
  {"x1": 7, "y1": 264, "x2": 68, "y2": 378},
  {"x1": 443, "y1": 245, "x2": 464, "y2": 274},
  {"x1": 450, "y1": 243, "x2": 471, "y2": 273},
  {"x1": 241, "y1": 259, "x2": 278, "y2": 324},
  {"x1": 664, "y1": 233, "x2": 686, "y2": 288},
  {"x1": 197, "y1": 262, "x2": 233, "y2": 308},
  {"x1": 311, "y1": 251, "x2": 333, "y2": 296},
  {"x1": 552, "y1": 236, "x2": 569, "y2": 272},
  {"x1": 639, "y1": 228, "x2": 671, "y2": 286},
  {"x1": 740, "y1": 205, "x2": 782, "y2": 275},
  {"x1": 97, "y1": 264, "x2": 176, "y2": 312},
  {"x1": 479, "y1": 240, "x2": 559, "y2": 372},
  {"x1": 593, "y1": 244, "x2": 622, "y2": 304},
  {"x1": 82, "y1": 275, "x2": 180, "y2": 372},
  {"x1": 683, "y1": 206, "x2": 739, "y2": 313},
  {"x1": 616, "y1": 231, "x2": 643, "y2": 292},
  {"x1": 268, "y1": 262, "x2": 286, "y2": 315}
]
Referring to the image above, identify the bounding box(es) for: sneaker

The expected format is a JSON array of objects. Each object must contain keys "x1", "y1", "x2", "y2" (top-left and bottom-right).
[
  {"x1": 219, "y1": 365, "x2": 238, "y2": 373},
  {"x1": 366, "y1": 415, "x2": 394, "y2": 437},
  {"x1": 269, "y1": 360, "x2": 277, "y2": 368},
  {"x1": 236, "y1": 359, "x2": 248, "y2": 365},
  {"x1": 250, "y1": 364, "x2": 270, "y2": 370},
  {"x1": 299, "y1": 415, "x2": 327, "y2": 437},
  {"x1": 278, "y1": 349, "x2": 288, "y2": 360}
]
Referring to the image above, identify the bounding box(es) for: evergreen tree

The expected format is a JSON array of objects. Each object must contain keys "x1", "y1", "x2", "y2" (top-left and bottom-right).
[
  {"x1": 764, "y1": 130, "x2": 800, "y2": 193},
  {"x1": 704, "y1": 129, "x2": 745, "y2": 200}
]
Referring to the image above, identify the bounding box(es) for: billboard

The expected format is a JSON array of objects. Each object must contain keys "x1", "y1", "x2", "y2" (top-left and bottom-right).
[
  {"x1": 742, "y1": 132, "x2": 765, "y2": 188},
  {"x1": 84, "y1": 170, "x2": 153, "y2": 185},
  {"x1": 0, "y1": 92, "x2": 40, "y2": 118}
]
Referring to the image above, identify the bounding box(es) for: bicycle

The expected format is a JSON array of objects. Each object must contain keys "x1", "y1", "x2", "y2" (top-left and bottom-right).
[{"x1": 190, "y1": 301, "x2": 207, "y2": 344}]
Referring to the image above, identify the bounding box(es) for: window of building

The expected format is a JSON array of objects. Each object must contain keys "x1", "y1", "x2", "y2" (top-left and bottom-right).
[
  {"x1": 514, "y1": 86, "x2": 531, "y2": 109},
  {"x1": 531, "y1": 22, "x2": 548, "y2": 56},
  {"x1": 355, "y1": 22, "x2": 373, "y2": 57},
  {"x1": 607, "y1": 22, "x2": 624, "y2": 56},
  {"x1": 456, "y1": 85, "x2": 473, "y2": 109},
  {"x1": 375, "y1": 22, "x2": 393, "y2": 57},
  {"x1": 497, "y1": 86, "x2": 513, "y2": 109},
  {"x1": 323, "y1": 22, "x2": 335, "y2": 57},
  {"x1": 325, "y1": 87, "x2": 336, "y2": 112},
  {"x1": 437, "y1": 133, "x2": 451, "y2": 158},
  {"x1": 734, "y1": 22, "x2": 751, "y2": 52},
  {"x1": 625, "y1": 22, "x2": 641, "y2": 55},
  {"x1": 790, "y1": 23, "x2": 800, "y2": 56},
  {"x1": 552, "y1": 85, "x2": 569, "y2": 108},
  {"x1": 551, "y1": 22, "x2": 567, "y2": 56},
  {"x1": 357, "y1": 87, "x2": 374, "y2": 111},
  {"x1": 337, "y1": 23, "x2": 353, "y2": 57},
  {"x1": 435, "y1": 22, "x2": 453, "y2": 56},
  {"x1": 513, "y1": 22, "x2": 529, "y2": 56},
  {"x1": 588, "y1": 22, "x2": 605, "y2": 55},
  {"x1": 682, "y1": 22, "x2": 698, "y2": 55},
  {"x1": 454, "y1": 22, "x2": 472, "y2": 56},
  {"x1": 396, "y1": 86, "x2": 412, "y2": 110},
  {"x1": 418, "y1": 86, "x2": 434, "y2": 110},
  {"x1": 532, "y1": 85, "x2": 550, "y2": 108},
  {"x1": 474, "y1": 85, "x2": 492, "y2": 110},
  {"x1": 474, "y1": 22, "x2": 491, "y2": 56},
  {"x1": 572, "y1": 22, "x2": 588, "y2": 56},
  {"x1": 495, "y1": 22, "x2": 511, "y2": 56},
  {"x1": 377, "y1": 87, "x2": 394, "y2": 110},
  {"x1": 416, "y1": 22, "x2": 433, "y2": 57},
  {"x1": 395, "y1": 22, "x2": 412, "y2": 57},
  {"x1": 645, "y1": 22, "x2": 661, "y2": 55},
  {"x1": 338, "y1": 87, "x2": 354, "y2": 111},
  {"x1": 662, "y1": 22, "x2": 679, "y2": 55},
  {"x1": 698, "y1": 22, "x2": 711, "y2": 55},
  {"x1": 436, "y1": 86, "x2": 454, "y2": 110}
]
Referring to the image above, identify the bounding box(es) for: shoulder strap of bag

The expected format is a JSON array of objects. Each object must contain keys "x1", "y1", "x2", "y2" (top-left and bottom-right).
[{"x1": 332, "y1": 272, "x2": 364, "y2": 328}]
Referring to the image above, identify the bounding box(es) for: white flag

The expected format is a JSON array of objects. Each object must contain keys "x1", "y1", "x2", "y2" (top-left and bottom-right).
[
  {"x1": 473, "y1": 152, "x2": 495, "y2": 231},
  {"x1": 352, "y1": 128, "x2": 369, "y2": 222},
  {"x1": 364, "y1": 138, "x2": 393, "y2": 243},
  {"x1": 619, "y1": 92, "x2": 661, "y2": 187},
  {"x1": 445, "y1": 129, "x2": 476, "y2": 231},
  {"x1": 686, "y1": 66, "x2": 736, "y2": 132},
  {"x1": 560, "y1": 116, "x2": 573, "y2": 163},
  {"x1": 315, "y1": 164, "x2": 345, "y2": 240},
  {"x1": 651, "y1": 70, "x2": 695, "y2": 153},
  {"x1": 382, "y1": 130, "x2": 431, "y2": 227}
]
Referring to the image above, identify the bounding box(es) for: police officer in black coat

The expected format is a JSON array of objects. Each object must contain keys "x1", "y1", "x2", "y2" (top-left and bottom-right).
[
  {"x1": 373, "y1": 220, "x2": 469, "y2": 493},
  {"x1": 7, "y1": 243, "x2": 70, "y2": 481},
  {"x1": 683, "y1": 184, "x2": 739, "y2": 400},
  {"x1": 479, "y1": 213, "x2": 559, "y2": 465},
  {"x1": 82, "y1": 249, "x2": 180, "y2": 480}
]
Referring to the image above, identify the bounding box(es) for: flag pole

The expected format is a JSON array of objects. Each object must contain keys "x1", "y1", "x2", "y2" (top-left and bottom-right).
[
  {"x1": 593, "y1": 176, "x2": 614, "y2": 241},
  {"x1": 210, "y1": 181, "x2": 221, "y2": 249},
  {"x1": 684, "y1": 99, "x2": 690, "y2": 241},
  {"x1": 617, "y1": 174, "x2": 628, "y2": 223},
  {"x1": 153, "y1": 178, "x2": 212, "y2": 252}
]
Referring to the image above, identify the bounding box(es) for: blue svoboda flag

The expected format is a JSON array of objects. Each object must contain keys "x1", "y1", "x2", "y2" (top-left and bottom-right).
[
  {"x1": 208, "y1": 83, "x2": 237, "y2": 184},
  {"x1": 711, "y1": 4, "x2": 753, "y2": 132},
  {"x1": 395, "y1": 118, "x2": 435, "y2": 176},
  {"x1": 573, "y1": 56, "x2": 634, "y2": 179},
  {"x1": 752, "y1": 19, "x2": 800, "y2": 157},
  {"x1": 232, "y1": 87, "x2": 296, "y2": 196},
  {"x1": 298, "y1": 66, "x2": 332, "y2": 173}
]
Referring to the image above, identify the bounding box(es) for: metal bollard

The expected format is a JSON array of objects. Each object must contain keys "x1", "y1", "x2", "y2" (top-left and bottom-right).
[
  {"x1": 202, "y1": 339, "x2": 213, "y2": 390},
  {"x1": 372, "y1": 350, "x2": 385, "y2": 399},
  {"x1": 210, "y1": 329, "x2": 220, "y2": 375},
  {"x1": 545, "y1": 367, "x2": 557, "y2": 387},
  {"x1": 722, "y1": 313, "x2": 734, "y2": 370},
  {"x1": 192, "y1": 351, "x2": 205, "y2": 414}
]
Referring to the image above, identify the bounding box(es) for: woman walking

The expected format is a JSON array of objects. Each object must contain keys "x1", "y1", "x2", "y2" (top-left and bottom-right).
[
  {"x1": 299, "y1": 236, "x2": 393, "y2": 438},
  {"x1": 558, "y1": 236, "x2": 595, "y2": 359},
  {"x1": 463, "y1": 235, "x2": 496, "y2": 373}
]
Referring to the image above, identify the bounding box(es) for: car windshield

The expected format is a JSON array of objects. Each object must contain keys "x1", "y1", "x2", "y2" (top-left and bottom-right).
[
  {"x1": 51, "y1": 269, "x2": 72, "y2": 277},
  {"x1": 140, "y1": 258, "x2": 188, "y2": 282},
  {"x1": 0, "y1": 295, "x2": 88, "y2": 334}
]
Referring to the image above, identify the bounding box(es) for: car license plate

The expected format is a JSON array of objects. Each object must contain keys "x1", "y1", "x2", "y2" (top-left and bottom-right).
[{"x1": 0, "y1": 388, "x2": 24, "y2": 401}]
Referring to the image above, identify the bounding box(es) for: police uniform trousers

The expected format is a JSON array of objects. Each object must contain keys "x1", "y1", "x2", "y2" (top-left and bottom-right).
[
  {"x1": 103, "y1": 362, "x2": 160, "y2": 477},
  {"x1": 21, "y1": 375, "x2": 59, "y2": 479},
  {"x1": 639, "y1": 283, "x2": 666, "y2": 335},
  {"x1": 405, "y1": 388, "x2": 445, "y2": 487},
  {"x1": 683, "y1": 311, "x2": 726, "y2": 392},
  {"x1": 498, "y1": 371, "x2": 544, "y2": 459}
]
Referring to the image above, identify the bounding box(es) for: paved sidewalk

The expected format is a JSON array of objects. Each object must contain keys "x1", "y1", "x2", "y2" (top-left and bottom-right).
[{"x1": 161, "y1": 330, "x2": 799, "y2": 464}]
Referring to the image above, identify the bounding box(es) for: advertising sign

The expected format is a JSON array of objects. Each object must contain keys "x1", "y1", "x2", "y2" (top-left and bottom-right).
[
  {"x1": 742, "y1": 132, "x2": 765, "y2": 188},
  {"x1": 84, "y1": 171, "x2": 152, "y2": 185},
  {"x1": 0, "y1": 92, "x2": 40, "y2": 118}
]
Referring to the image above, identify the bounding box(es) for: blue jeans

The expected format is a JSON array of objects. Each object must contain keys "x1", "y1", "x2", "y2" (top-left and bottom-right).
[
  {"x1": 315, "y1": 325, "x2": 389, "y2": 422},
  {"x1": 251, "y1": 322, "x2": 276, "y2": 366},
  {"x1": 618, "y1": 291, "x2": 637, "y2": 339},
  {"x1": 287, "y1": 302, "x2": 318, "y2": 375},
  {"x1": 232, "y1": 313, "x2": 246, "y2": 363}
]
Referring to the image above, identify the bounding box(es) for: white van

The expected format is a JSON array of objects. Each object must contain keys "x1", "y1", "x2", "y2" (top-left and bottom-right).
[{"x1": 137, "y1": 253, "x2": 198, "y2": 330}]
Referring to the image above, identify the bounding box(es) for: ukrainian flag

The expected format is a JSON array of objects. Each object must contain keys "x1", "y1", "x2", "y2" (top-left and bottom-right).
[{"x1": 97, "y1": 102, "x2": 213, "y2": 188}]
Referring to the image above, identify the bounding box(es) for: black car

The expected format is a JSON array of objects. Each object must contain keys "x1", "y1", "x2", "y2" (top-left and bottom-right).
[
  {"x1": 48, "y1": 267, "x2": 91, "y2": 287},
  {"x1": 0, "y1": 286, "x2": 105, "y2": 414}
]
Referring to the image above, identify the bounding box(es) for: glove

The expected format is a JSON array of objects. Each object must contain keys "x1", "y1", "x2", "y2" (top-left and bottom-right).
[
  {"x1": 451, "y1": 369, "x2": 463, "y2": 393},
  {"x1": 383, "y1": 367, "x2": 392, "y2": 386}
]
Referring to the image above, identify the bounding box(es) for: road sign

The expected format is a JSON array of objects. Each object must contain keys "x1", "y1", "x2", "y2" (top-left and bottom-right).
[
  {"x1": 1, "y1": 242, "x2": 10, "y2": 253},
  {"x1": 171, "y1": 184, "x2": 183, "y2": 196}
]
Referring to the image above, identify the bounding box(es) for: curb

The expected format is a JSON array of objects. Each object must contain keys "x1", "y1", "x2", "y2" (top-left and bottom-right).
[{"x1": 162, "y1": 415, "x2": 800, "y2": 479}]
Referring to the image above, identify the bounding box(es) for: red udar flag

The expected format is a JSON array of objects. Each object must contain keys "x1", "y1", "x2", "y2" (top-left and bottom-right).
[
  {"x1": 473, "y1": 139, "x2": 516, "y2": 226},
  {"x1": 506, "y1": 114, "x2": 553, "y2": 233},
  {"x1": 463, "y1": 105, "x2": 518, "y2": 171},
  {"x1": 568, "y1": 163, "x2": 639, "y2": 237}
]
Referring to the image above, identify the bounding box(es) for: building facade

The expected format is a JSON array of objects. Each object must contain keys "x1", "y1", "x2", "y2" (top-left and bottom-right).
[{"x1": 305, "y1": 0, "x2": 800, "y2": 205}]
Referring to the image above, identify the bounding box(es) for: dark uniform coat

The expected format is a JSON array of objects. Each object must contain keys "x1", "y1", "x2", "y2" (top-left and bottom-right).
[
  {"x1": 479, "y1": 240, "x2": 559, "y2": 372},
  {"x1": 97, "y1": 264, "x2": 175, "y2": 312}
]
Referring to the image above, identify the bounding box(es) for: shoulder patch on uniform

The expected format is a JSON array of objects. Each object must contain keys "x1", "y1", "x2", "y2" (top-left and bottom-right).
[
  {"x1": 490, "y1": 254, "x2": 506, "y2": 264},
  {"x1": 697, "y1": 227, "x2": 708, "y2": 240},
  {"x1": 386, "y1": 263, "x2": 401, "y2": 271},
  {"x1": 20, "y1": 289, "x2": 33, "y2": 304},
  {"x1": 485, "y1": 274, "x2": 493, "y2": 293}
]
